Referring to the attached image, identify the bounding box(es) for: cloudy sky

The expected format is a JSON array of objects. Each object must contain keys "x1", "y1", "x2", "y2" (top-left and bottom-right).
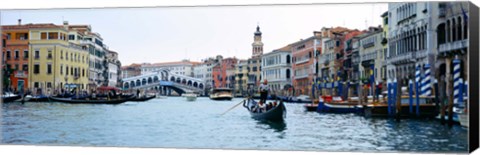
[{"x1": 1, "y1": 2, "x2": 387, "y2": 66}]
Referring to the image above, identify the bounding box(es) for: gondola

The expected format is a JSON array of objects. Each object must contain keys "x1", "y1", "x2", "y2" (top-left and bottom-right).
[
  {"x1": 25, "y1": 95, "x2": 51, "y2": 102},
  {"x1": 243, "y1": 98, "x2": 286, "y2": 122},
  {"x1": 129, "y1": 95, "x2": 156, "y2": 102},
  {"x1": 1, "y1": 93, "x2": 22, "y2": 103},
  {"x1": 49, "y1": 96, "x2": 133, "y2": 104}
]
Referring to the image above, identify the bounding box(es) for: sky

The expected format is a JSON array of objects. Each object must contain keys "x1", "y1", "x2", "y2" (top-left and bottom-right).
[{"x1": 1, "y1": 3, "x2": 388, "y2": 66}]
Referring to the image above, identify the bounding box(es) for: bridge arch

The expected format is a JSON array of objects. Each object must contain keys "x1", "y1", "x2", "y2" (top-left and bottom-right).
[
  {"x1": 130, "y1": 81, "x2": 135, "y2": 88},
  {"x1": 187, "y1": 80, "x2": 192, "y2": 86},
  {"x1": 199, "y1": 83, "x2": 204, "y2": 89},
  {"x1": 193, "y1": 82, "x2": 198, "y2": 87},
  {"x1": 124, "y1": 82, "x2": 130, "y2": 89},
  {"x1": 148, "y1": 77, "x2": 153, "y2": 84},
  {"x1": 136, "y1": 80, "x2": 141, "y2": 86},
  {"x1": 153, "y1": 76, "x2": 159, "y2": 82},
  {"x1": 142, "y1": 79, "x2": 147, "y2": 85},
  {"x1": 176, "y1": 77, "x2": 181, "y2": 83},
  {"x1": 170, "y1": 76, "x2": 175, "y2": 82}
]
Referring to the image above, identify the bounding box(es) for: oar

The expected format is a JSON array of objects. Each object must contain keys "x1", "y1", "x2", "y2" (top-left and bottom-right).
[{"x1": 220, "y1": 97, "x2": 249, "y2": 116}]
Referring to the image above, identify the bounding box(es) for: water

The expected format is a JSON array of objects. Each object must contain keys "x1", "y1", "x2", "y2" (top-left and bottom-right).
[{"x1": 1, "y1": 97, "x2": 468, "y2": 153}]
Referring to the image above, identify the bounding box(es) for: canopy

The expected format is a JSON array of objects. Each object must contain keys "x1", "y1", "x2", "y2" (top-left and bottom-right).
[{"x1": 97, "y1": 86, "x2": 120, "y2": 91}]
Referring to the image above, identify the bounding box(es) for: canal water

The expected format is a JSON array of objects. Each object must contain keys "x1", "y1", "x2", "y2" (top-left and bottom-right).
[{"x1": 1, "y1": 97, "x2": 468, "y2": 153}]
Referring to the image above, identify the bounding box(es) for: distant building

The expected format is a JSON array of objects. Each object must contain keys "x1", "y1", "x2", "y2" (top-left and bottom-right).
[
  {"x1": 1, "y1": 20, "x2": 30, "y2": 92},
  {"x1": 140, "y1": 59, "x2": 200, "y2": 76},
  {"x1": 358, "y1": 26, "x2": 384, "y2": 87},
  {"x1": 234, "y1": 59, "x2": 248, "y2": 96},
  {"x1": 106, "y1": 50, "x2": 121, "y2": 87},
  {"x1": 212, "y1": 57, "x2": 237, "y2": 88},
  {"x1": 121, "y1": 63, "x2": 142, "y2": 79},
  {"x1": 261, "y1": 45, "x2": 292, "y2": 95},
  {"x1": 193, "y1": 55, "x2": 222, "y2": 91}
]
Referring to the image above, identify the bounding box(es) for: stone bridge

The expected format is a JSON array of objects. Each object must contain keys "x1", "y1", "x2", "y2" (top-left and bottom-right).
[{"x1": 122, "y1": 69, "x2": 205, "y2": 95}]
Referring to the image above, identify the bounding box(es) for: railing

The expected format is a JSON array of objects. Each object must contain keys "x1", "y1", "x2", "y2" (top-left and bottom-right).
[
  {"x1": 439, "y1": 39, "x2": 468, "y2": 54},
  {"x1": 295, "y1": 58, "x2": 309, "y2": 65},
  {"x1": 294, "y1": 74, "x2": 309, "y2": 79}
]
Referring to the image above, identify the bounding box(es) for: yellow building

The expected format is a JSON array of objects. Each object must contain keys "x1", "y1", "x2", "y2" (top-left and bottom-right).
[
  {"x1": 380, "y1": 11, "x2": 389, "y2": 81},
  {"x1": 27, "y1": 23, "x2": 89, "y2": 93}
]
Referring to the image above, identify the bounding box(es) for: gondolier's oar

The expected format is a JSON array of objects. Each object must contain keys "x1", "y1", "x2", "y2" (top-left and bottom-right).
[{"x1": 220, "y1": 97, "x2": 249, "y2": 116}]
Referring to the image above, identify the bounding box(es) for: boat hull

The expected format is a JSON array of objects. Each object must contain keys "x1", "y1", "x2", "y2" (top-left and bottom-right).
[
  {"x1": 2, "y1": 95, "x2": 21, "y2": 103},
  {"x1": 246, "y1": 99, "x2": 286, "y2": 122},
  {"x1": 130, "y1": 95, "x2": 156, "y2": 102},
  {"x1": 319, "y1": 102, "x2": 362, "y2": 113},
  {"x1": 210, "y1": 96, "x2": 233, "y2": 101},
  {"x1": 50, "y1": 96, "x2": 131, "y2": 104},
  {"x1": 362, "y1": 104, "x2": 437, "y2": 118},
  {"x1": 304, "y1": 104, "x2": 318, "y2": 112}
]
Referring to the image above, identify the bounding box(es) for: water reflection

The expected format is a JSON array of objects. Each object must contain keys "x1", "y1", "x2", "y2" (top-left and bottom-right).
[{"x1": 256, "y1": 120, "x2": 287, "y2": 132}]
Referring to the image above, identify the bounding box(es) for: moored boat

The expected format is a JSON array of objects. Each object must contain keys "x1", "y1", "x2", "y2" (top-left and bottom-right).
[
  {"x1": 50, "y1": 95, "x2": 133, "y2": 104},
  {"x1": 26, "y1": 95, "x2": 50, "y2": 102},
  {"x1": 362, "y1": 96, "x2": 437, "y2": 118},
  {"x1": 130, "y1": 95, "x2": 156, "y2": 102},
  {"x1": 243, "y1": 98, "x2": 286, "y2": 122},
  {"x1": 1, "y1": 93, "x2": 21, "y2": 103},
  {"x1": 318, "y1": 96, "x2": 363, "y2": 113},
  {"x1": 209, "y1": 88, "x2": 233, "y2": 101}
]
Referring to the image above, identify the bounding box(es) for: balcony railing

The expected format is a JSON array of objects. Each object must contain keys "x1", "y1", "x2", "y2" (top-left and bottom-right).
[
  {"x1": 294, "y1": 74, "x2": 309, "y2": 79},
  {"x1": 295, "y1": 58, "x2": 309, "y2": 65},
  {"x1": 439, "y1": 39, "x2": 468, "y2": 54}
]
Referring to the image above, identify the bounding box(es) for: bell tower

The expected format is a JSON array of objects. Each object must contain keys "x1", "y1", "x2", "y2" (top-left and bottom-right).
[{"x1": 251, "y1": 25, "x2": 264, "y2": 58}]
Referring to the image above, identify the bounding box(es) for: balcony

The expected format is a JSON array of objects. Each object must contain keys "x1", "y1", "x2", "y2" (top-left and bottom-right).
[
  {"x1": 295, "y1": 58, "x2": 309, "y2": 65},
  {"x1": 390, "y1": 52, "x2": 415, "y2": 65},
  {"x1": 294, "y1": 74, "x2": 309, "y2": 80},
  {"x1": 439, "y1": 39, "x2": 468, "y2": 54}
]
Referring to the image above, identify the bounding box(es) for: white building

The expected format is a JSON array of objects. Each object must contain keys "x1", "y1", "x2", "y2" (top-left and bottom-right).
[
  {"x1": 358, "y1": 26, "x2": 384, "y2": 83},
  {"x1": 106, "y1": 50, "x2": 120, "y2": 87},
  {"x1": 261, "y1": 45, "x2": 292, "y2": 94},
  {"x1": 192, "y1": 56, "x2": 222, "y2": 90},
  {"x1": 140, "y1": 60, "x2": 199, "y2": 77}
]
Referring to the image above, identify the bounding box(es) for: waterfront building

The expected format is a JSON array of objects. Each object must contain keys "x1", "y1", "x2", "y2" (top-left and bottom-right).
[
  {"x1": 261, "y1": 45, "x2": 292, "y2": 95},
  {"x1": 358, "y1": 26, "x2": 384, "y2": 92},
  {"x1": 386, "y1": 2, "x2": 443, "y2": 83},
  {"x1": 141, "y1": 59, "x2": 199, "y2": 77},
  {"x1": 247, "y1": 25, "x2": 263, "y2": 89},
  {"x1": 106, "y1": 50, "x2": 121, "y2": 87},
  {"x1": 212, "y1": 57, "x2": 237, "y2": 89},
  {"x1": 1, "y1": 20, "x2": 30, "y2": 92},
  {"x1": 343, "y1": 31, "x2": 365, "y2": 83},
  {"x1": 25, "y1": 23, "x2": 90, "y2": 93},
  {"x1": 318, "y1": 27, "x2": 352, "y2": 83},
  {"x1": 380, "y1": 11, "x2": 389, "y2": 82},
  {"x1": 121, "y1": 63, "x2": 142, "y2": 79},
  {"x1": 234, "y1": 59, "x2": 248, "y2": 96},
  {"x1": 435, "y1": 2, "x2": 469, "y2": 99},
  {"x1": 291, "y1": 31, "x2": 321, "y2": 96},
  {"x1": 67, "y1": 23, "x2": 108, "y2": 88},
  {"x1": 193, "y1": 56, "x2": 222, "y2": 91}
]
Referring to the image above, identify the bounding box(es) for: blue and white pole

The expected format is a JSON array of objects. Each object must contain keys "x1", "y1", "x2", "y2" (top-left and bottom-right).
[
  {"x1": 409, "y1": 80, "x2": 413, "y2": 114},
  {"x1": 387, "y1": 79, "x2": 392, "y2": 115},
  {"x1": 421, "y1": 64, "x2": 432, "y2": 96},
  {"x1": 392, "y1": 79, "x2": 398, "y2": 116},
  {"x1": 415, "y1": 65, "x2": 421, "y2": 108},
  {"x1": 453, "y1": 58, "x2": 461, "y2": 106}
]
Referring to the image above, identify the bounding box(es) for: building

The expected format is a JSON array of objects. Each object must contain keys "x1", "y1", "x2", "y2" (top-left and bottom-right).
[
  {"x1": 141, "y1": 59, "x2": 199, "y2": 76},
  {"x1": 291, "y1": 31, "x2": 321, "y2": 96},
  {"x1": 67, "y1": 23, "x2": 108, "y2": 88},
  {"x1": 261, "y1": 45, "x2": 292, "y2": 95},
  {"x1": 247, "y1": 25, "x2": 264, "y2": 89},
  {"x1": 193, "y1": 55, "x2": 222, "y2": 91},
  {"x1": 358, "y1": 26, "x2": 384, "y2": 92},
  {"x1": 234, "y1": 59, "x2": 248, "y2": 96},
  {"x1": 106, "y1": 50, "x2": 121, "y2": 87},
  {"x1": 380, "y1": 11, "x2": 389, "y2": 82},
  {"x1": 121, "y1": 63, "x2": 142, "y2": 79},
  {"x1": 212, "y1": 57, "x2": 237, "y2": 88},
  {"x1": 343, "y1": 31, "x2": 365, "y2": 83},
  {"x1": 1, "y1": 20, "x2": 30, "y2": 92},
  {"x1": 435, "y1": 2, "x2": 469, "y2": 95},
  {"x1": 318, "y1": 27, "x2": 352, "y2": 83},
  {"x1": 25, "y1": 23, "x2": 90, "y2": 93}
]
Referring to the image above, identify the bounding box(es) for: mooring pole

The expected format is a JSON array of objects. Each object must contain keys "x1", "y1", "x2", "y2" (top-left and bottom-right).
[
  {"x1": 395, "y1": 78, "x2": 402, "y2": 121},
  {"x1": 409, "y1": 80, "x2": 413, "y2": 114}
]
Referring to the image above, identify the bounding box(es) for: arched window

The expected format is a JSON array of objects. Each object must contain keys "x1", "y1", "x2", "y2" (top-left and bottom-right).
[
  {"x1": 286, "y1": 55, "x2": 291, "y2": 64},
  {"x1": 457, "y1": 16, "x2": 462, "y2": 41},
  {"x1": 446, "y1": 20, "x2": 450, "y2": 42},
  {"x1": 464, "y1": 17, "x2": 468, "y2": 39},
  {"x1": 452, "y1": 18, "x2": 456, "y2": 42}
]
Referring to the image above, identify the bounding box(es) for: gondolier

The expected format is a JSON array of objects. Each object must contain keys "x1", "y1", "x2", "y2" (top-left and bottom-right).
[{"x1": 259, "y1": 79, "x2": 269, "y2": 104}]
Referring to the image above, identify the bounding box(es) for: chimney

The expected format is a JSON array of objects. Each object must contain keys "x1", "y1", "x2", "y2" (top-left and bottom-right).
[
  {"x1": 18, "y1": 19, "x2": 21, "y2": 25},
  {"x1": 63, "y1": 21, "x2": 69, "y2": 26}
]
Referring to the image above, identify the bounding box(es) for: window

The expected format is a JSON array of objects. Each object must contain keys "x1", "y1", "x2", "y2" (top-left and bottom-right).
[
  {"x1": 14, "y1": 50, "x2": 19, "y2": 59},
  {"x1": 48, "y1": 32, "x2": 58, "y2": 40},
  {"x1": 24, "y1": 50, "x2": 28, "y2": 59},
  {"x1": 23, "y1": 64, "x2": 28, "y2": 71},
  {"x1": 6, "y1": 51, "x2": 11, "y2": 59},
  {"x1": 68, "y1": 35, "x2": 75, "y2": 40},
  {"x1": 14, "y1": 64, "x2": 18, "y2": 70},
  {"x1": 60, "y1": 50, "x2": 63, "y2": 59},
  {"x1": 41, "y1": 32, "x2": 47, "y2": 39},
  {"x1": 34, "y1": 82, "x2": 39, "y2": 88},
  {"x1": 66, "y1": 52, "x2": 68, "y2": 60},
  {"x1": 66, "y1": 66, "x2": 69, "y2": 75},
  {"x1": 47, "y1": 50, "x2": 52, "y2": 59},
  {"x1": 47, "y1": 82, "x2": 52, "y2": 88},
  {"x1": 71, "y1": 67, "x2": 73, "y2": 75},
  {"x1": 35, "y1": 50, "x2": 40, "y2": 59},
  {"x1": 82, "y1": 69, "x2": 85, "y2": 77},
  {"x1": 47, "y1": 64, "x2": 52, "y2": 74},
  {"x1": 6, "y1": 33, "x2": 11, "y2": 40},
  {"x1": 34, "y1": 64, "x2": 40, "y2": 74},
  {"x1": 60, "y1": 65, "x2": 63, "y2": 75}
]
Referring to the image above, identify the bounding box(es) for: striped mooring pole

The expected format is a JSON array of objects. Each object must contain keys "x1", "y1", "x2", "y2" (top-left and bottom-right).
[
  {"x1": 415, "y1": 65, "x2": 421, "y2": 109},
  {"x1": 453, "y1": 58, "x2": 461, "y2": 106},
  {"x1": 387, "y1": 79, "x2": 392, "y2": 115},
  {"x1": 421, "y1": 64, "x2": 432, "y2": 96},
  {"x1": 392, "y1": 79, "x2": 398, "y2": 116},
  {"x1": 409, "y1": 80, "x2": 414, "y2": 114}
]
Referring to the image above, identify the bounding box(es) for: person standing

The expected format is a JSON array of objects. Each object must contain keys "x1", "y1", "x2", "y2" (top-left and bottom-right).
[{"x1": 259, "y1": 79, "x2": 270, "y2": 104}]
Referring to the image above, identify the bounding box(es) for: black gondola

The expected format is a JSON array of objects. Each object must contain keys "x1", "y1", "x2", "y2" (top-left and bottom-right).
[
  {"x1": 1, "y1": 94, "x2": 21, "y2": 103},
  {"x1": 243, "y1": 98, "x2": 286, "y2": 122},
  {"x1": 49, "y1": 96, "x2": 133, "y2": 104},
  {"x1": 129, "y1": 95, "x2": 156, "y2": 102}
]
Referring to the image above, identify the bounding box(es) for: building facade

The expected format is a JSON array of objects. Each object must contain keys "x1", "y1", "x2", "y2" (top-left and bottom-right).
[
  {"x1": 2, "y1": 20, "x2": 30, "y2": 92},
  {"x1": 141, "y1": 60, "x2": 199, "y2": 77},
  {"x1": 261, "y1": 45, "x2": 292, "y2": 95},
  {"x1": 247, "y1": 25, "x2": 264, "y2": 90},
  {"x1": 234, "y1": 59, "x2": 248, "y2": 96},
  {"x1": 292, "y1": 32, "x2": 321, "y2": 96},
  {"x1": 121, "y1": 63, "x2": 142, "y2": 79}
]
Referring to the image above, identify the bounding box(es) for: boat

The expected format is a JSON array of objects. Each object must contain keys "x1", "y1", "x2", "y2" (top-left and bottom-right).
[
  {"x1": 243, "y1": 98, "x2": 286, "y2": 122},
  {"x1": 209, "y1": 88, "x2": 233, "y2": 101},
  {"x1": 25, "y1": 94, "x2": 50, "y2": 102},
  {"x1": 183, "y1": 93, "x2": 197, "y2": 102},
  {"x1": 1, "y1": 92, "x2": 21, "y2": 103},
  {"x1": 318, "y1": 96, "x2": 364, "y2": 113},
  {"x1": 50, "y1": 95, "x2": 133, "y2": 104},
  {"x1": 130, "y1": 95, "x2": 156, "y2": 102},
  {"x1": 304, "y1": 99, "x2": 319, "y2": 111}
]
